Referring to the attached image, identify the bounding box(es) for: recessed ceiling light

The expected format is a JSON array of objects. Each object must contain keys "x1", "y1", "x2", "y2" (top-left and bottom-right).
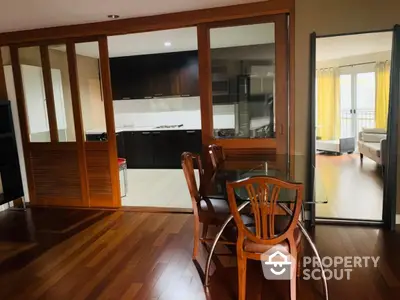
[
  {"x1": 164, "y1": 41, "x2": 172, "y2": 47},
  {"x1": 108, "y1": 14, "x2": 120, "y2": 19}
]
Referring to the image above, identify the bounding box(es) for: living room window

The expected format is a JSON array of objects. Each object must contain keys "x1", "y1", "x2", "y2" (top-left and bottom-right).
[{"x1": 339, "y1": 64, "x2": 376, "y2": 139}]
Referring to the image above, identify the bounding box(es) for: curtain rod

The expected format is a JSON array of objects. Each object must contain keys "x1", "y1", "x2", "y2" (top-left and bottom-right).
[{"x1": 338, "y1": 61, "x2": 376, "y2": 68}]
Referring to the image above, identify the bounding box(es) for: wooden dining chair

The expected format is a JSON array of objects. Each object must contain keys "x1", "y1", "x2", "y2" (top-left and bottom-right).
[
  {"x1": 181, "y1": 152, "x2": 235, "y2": 260},
  {"x1": 209, "y1": 144, "x2": 226, "y2": 170},
  {"x1": 226, "y1": 176, "x2": 303, "y2": 300}
]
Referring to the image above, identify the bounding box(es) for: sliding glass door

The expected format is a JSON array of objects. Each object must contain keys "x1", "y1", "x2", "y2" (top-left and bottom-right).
[{"x1": 339, "y1": 64, "x2": 376, "y2": 140}]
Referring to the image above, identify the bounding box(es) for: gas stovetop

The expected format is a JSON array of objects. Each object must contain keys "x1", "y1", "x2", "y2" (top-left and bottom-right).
[{"x1": 155, "y1": 124, "x2": 184, "y2": 129}]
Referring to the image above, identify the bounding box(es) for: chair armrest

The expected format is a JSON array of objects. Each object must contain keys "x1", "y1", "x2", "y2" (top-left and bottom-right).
[
  {"x1": 358, "y1": 131, "x2": 364, "y2": 142},
  {"x1": 381, "y1": 139, "x2": 387, "y2": 166}
]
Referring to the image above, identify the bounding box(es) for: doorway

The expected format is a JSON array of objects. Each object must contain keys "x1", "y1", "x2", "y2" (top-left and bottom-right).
[{"x1": 311, "y1": 31, "x2": 395, "y2": 224}]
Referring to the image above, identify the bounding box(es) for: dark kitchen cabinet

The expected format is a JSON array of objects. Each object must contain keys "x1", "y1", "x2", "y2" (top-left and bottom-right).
[
  {"x1": 122, "y1": 129, "x2": 202, "y2": 169},
  {"x1": 152, "y1": 131, "x2": 183, "y2": 168},
  {"x1": 183, "y1": 130, "x2": 202, "y2": 154},
  {"x1": 115, "y1": 132, "x2": 126, "y2": 159},
  {"x1": 124, "y1": 131, "x2": 154, "y2": 168},
  {"x1": 179, "y1": 52, "x2": 199, "y2": 97},
  {"x1": 110, "y1": 50, "x2": 199, "y2": 100}
]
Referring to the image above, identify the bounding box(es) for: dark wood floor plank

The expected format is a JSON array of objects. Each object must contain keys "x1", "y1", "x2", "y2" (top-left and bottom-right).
[{"x1": 0, "y1": 208, "x2": 400, "y2": 299}]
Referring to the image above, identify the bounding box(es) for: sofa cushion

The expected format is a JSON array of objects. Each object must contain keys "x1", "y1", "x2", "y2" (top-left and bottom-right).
[
  {"x1": 361, "y1": 133, "x2": 386, "y2": 143},
  {"x1": 364, "y1": 142, "x2": 381, "y2": 158},
  {"x1": 362, "y1": 128, "x2": 386, "y2": 134}
]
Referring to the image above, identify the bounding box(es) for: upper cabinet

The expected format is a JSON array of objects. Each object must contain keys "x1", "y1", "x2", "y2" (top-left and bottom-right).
[{"x1": 110, "y1": 50, "x2": 199, "y2": 100}]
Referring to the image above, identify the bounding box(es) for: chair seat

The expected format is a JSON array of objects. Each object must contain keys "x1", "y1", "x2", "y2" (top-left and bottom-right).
[
  {"x1": 243, "y1": 216, "x2": 302, "y2": 254},
  {"x1": 199, "y1": 197, "x2": 230, "y2": 214}
]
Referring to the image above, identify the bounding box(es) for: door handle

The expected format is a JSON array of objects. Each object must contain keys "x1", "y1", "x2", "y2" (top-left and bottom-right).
[
  {"x1": 142, "y1": 132, "x2": 150, "y2": 135},
  {"x1": 186, "y1": 131, "x2": 195, "y2": 134},
  {"x1": 152, "y1": 132, "x2": 161, "y2": 135}
]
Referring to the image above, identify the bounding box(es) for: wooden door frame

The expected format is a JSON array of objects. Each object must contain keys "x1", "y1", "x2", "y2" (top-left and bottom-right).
[
  {"x1": 0, "y1": 1, "x2": 294, "y2": 45},
  {"x1": 197, "y1": 13, "x2": 292, "y2": 170},
  {"x1": 309, "y1": 29, "x2": 396, "y2": 228}
]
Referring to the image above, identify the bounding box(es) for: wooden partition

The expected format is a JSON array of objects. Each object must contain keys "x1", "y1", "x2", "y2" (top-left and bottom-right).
[
  {"x1": 7, "y1": 37, "x2": 120, "y2": 208},
  {"x1": 0, "y1": 1, "x2": 295, "y2": 208},
  {"x1": 198, "y1": 13, "x2": 291, "y2": 171},
  {"x1": 29, "y1": 143, "x2": 83, "y2": 206}
]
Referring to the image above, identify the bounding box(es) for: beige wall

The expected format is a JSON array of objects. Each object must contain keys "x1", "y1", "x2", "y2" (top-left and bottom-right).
[
  {"x1": 295, "y1": 0, "x2": 400, "y2": 213},
  {"x1": 1, "y1": 47, "x2": 105, "y2": 140}
]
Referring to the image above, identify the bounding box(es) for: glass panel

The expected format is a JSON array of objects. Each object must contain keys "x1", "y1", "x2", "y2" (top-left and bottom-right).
[
  {"x1": 356, "y1": 72, "x2": 376, "y2": 130},
  {"x1": 210, "y1": 22, "x2": 275, "y2": 139},
  {"x1": 48, "y1": 44, "x2": 76, "y2": 142},
  {"x1": 340, "y1": 74, "x2": 352, "y2": 138},
  {"x1": 75, "y1": 42, "x2": 107, "y2": 142},
  {"x1": 17, "y1": 47, "x2": 50, "y2": 142}
]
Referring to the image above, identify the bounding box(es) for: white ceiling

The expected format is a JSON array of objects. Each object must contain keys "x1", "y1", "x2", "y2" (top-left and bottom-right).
[
  {"x1": 54, "y1": 23, "x2": 274, "y2": 57},
  {"x1": 316, "y1": 32, "x2": 393, "y2": 61},
  {"x1": 0, "y1": 0, "x2": 262, "y2": 33}
]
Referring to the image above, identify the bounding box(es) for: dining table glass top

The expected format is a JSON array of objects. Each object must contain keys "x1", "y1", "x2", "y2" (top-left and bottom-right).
[{"x1": 202, "y1": 161, "x2": 297, "y2": 203}]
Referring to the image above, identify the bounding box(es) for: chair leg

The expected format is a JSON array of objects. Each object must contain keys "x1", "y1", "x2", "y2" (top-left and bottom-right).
[
  {"x1": 360, "y1": 153, "x2": 363, "y2": 162},
  {"x1": 290, "y1": 270, "x2": 297, "y2": 300},
  {"x1": 291, "y1": 251, "x2": 298, "y2": 300},
  {"x1": 297, "y1": 244, "x2": 302, "y2": 278},
  {"x1": 192, "y1": 219, "x2": 200, "y2": 260},
  {"x1": 237, "y1": 254, "x2": 247, "y2": 300},
  {"x1": 202, "y1": 223, "x2": 209, "y2": 240}
]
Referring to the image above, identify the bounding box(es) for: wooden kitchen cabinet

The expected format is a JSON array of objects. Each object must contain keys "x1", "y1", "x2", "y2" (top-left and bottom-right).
[{"x1": 110, "y1": 50, "x2": 199, "y2": 100}]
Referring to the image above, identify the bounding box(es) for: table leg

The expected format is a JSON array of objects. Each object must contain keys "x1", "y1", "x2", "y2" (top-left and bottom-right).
[
  {"x1": 204, "y1": 201, "x2": 250, "y2": 287},
  {"x1": 297, "y1": 221, "x2": 329, "y2": 300}
]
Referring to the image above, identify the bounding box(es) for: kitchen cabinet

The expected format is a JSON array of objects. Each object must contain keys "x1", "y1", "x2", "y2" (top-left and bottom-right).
[
  {"x1": 110, "y1": 51, "x2": 199, "y2": 100},
  {"x1": 115, "y1": 132, "x2": 126, "y2": 159},
  {"x1": 122, "y1": 129, "x2": 202, "y2": 169},
  {"x1": 183, "y1": 130, "x2": 202, "y2": 154},
  {"x1": 179, "y1": 52, "x2": 199, "y2": 97},
  {"x1": 124, "y1": 131, "x2": 154, "y2": 168}
]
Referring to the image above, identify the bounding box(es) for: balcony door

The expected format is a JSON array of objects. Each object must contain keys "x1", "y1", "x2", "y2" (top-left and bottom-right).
[{"x1": 339, "y1": 64, "x2": 376, "y2": 139}]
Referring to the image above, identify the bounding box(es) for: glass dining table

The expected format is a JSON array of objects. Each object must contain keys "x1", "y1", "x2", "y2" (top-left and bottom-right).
[{"x1": 201, "y1": 161, "x2": 329, "y2": 300}]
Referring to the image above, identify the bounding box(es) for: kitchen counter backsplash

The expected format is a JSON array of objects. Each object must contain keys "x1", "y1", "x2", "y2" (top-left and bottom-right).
[{"x1": 85, "y1": 97, "x2": 236, "y2": 134}]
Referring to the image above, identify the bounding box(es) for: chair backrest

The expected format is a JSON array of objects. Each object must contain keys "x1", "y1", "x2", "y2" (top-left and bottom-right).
[
  {"x1": 226, "y1": 176, "x2": 303, "y2": 245},
  {"x1": 209, "y1": 144, "x2": 225, "y2": 169},
  {"x1": 181, "y1": 152, "x2": 204, "y2": 205}
]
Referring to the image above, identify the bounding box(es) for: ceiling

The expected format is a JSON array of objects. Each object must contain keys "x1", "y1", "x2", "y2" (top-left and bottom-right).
[
  {"x1": 0, "y1": 0, "x2": 262, "y2": 33},
  {"x1": 53, "y1": 23, "x2": 275, "y2": 57},
  {"x1": 316, "y1": 32, "x2": 393, "y2": 61}
]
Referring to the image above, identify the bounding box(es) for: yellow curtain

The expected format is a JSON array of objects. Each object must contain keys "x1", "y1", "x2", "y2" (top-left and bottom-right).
[
  {"x1": 317, "y1": 68, "x2": 340, "y2": 140},
  {"x1": 375, "y1": 61, "x2": 390, "y2": 129}
]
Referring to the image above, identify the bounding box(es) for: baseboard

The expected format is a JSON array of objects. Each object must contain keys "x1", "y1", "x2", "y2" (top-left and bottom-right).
[{"x1": 396, "y1": 214, "x2": 400, "y2": 225}]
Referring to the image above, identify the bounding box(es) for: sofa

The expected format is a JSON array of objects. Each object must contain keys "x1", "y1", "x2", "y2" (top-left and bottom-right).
[
  {"x1": 316, "y1": 137, "x2": 355, "y2": 155},
  {"x1": 358, "y1": 128, "x2": 387, "y2": 167}
]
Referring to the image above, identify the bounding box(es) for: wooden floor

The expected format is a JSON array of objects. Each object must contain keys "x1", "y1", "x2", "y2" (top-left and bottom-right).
[
  {"x1": 0, "y1": 208, "x2": 399, "y2": 300},
  {"x1": 315, "y1": 153, "x2": 383, "y2": 220}
]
